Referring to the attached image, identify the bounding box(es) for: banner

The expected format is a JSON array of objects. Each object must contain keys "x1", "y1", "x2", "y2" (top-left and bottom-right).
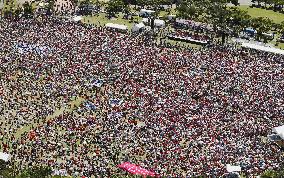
[{"x1": 118, "y1": 162, "x2": 157, "y2": 177}]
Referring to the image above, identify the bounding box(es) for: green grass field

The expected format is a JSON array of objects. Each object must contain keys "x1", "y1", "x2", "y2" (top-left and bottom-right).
[
  {"x1": 238, "y1": 5, "x2": 284, "y2": 24},
  {"x1": 83, "y1": 13, "x2": 142, "y2": 29}
]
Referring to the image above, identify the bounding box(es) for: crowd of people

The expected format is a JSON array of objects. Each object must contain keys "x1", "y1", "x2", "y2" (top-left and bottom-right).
[{"x1": 0, "y1": 16, "x2": 284, "y2": 177}]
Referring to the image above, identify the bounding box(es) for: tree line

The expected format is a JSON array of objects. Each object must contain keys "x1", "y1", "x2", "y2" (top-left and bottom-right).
[{"x1": 252, "y1": 0, "x2": 284, "y2": 12}]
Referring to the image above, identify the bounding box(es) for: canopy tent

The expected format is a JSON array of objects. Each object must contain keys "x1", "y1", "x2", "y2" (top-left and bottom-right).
[
  {"x1": 272, "y1": 125, "x2": 284, "y2": 133},
  {"x1": 241, "y1": 42, "x2": 284, "y2": 55},
  {"x1": 176, "y1": 19, "x2": 189, "y2": 25},
  {"x1": 142, "y1": 18, "x2": 149, "y2": 24},
  {"x1": 226, "y1": 164, "x2": 241, "y2": 173},
  {"x1": 154, "y1": 19, "x2": 165, "y2": 28},
  {"x1": 272, "y1": 125, "x2": 284, "y2": 139},
  {"x1": 105, "y1": 23, "x2": 128, "y2": 31},
  {"x1": 73, "y1": 16, "x2": 82, "y2": 22},
  {"x1": 167, "y1": 14, "x2": 176, "y2": 20},
  {"x1": 0, "y1": 152, "x2": 10, "y2": 162},
  {"x1": 141, "y1": 18, "x2": 165, "y2": 28},
  {"x1": 267, "y1": 134, "x2": 282, "y2": 141},
  {"x1": 38, "y1": 2, "x2": 48, "y2": 7},
  {"x1": 139, "y1": 9, "x2": 155, "y2": 17},
  {"x1": 132, "y1": 23, "x2": 145, "y2": 32}
]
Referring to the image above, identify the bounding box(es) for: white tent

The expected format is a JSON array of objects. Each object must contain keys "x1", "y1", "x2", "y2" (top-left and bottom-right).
[
  {"x1": 272, "y1": 125, "x2": 284, "y2": 139},
  {"x1": 139, "y1": 9, "x2": 155, "y2": 16},
  {"x1": 0, "y1": 152, "x2": 10, "y2": 162},
  {"x1": 38, "y1": 2, "x2": 48, "y2": 7},
  {"x1": 142, "y1": 18, "x2": 149, "y2": 24},
  {"x1": 176, "y1": 19, "x2": 190, "y2": 25},
  {"x1": 226, "y1": 164, "x2": 241, "y2": 173},
  {"x1": 242, "y1": 42, "x2": 284, "y2": 55},
  {"x1": 272, "y1": 125, "x2": 284, "y2": 133},
  {"x1": 73, "y1": 16, "x2": 82, "y2": 22},
  {"x1": 105, "y1": 23, "x2": 128, "y2": 31},
  {"x1": 167, "y1": 15, "x2": 176, "y2": 20},
  {"x1": 154, "y1": 19, "x2": 165, "y2": 28},
  {"x1": 132, "y1": 23, "x2": 145, "y2": 32}
]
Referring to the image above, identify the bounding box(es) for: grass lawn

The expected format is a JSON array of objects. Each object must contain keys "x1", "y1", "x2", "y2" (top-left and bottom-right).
[
  {"x1": 83, "y1": 13, "x2": 142, "y2": 29},
  {"x1": 274, "y1": 42, "x2": 284, "y2": 50},
  {"x1": 238, "y1": 5, "x2": 284, "y2": 24},
  {"x1": 159, "y1": 8, "x2": 177, "y2": 17}
]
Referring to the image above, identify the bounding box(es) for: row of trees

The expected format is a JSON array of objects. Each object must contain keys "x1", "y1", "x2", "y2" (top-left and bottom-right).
[
  {"x1": 261, "y1": 166, "x2": 284, "y2": 178},
  {"x1": 0, "y1": 160, "x2": 52, "y2": 178},
  {"x1": 1, "y1": 0, "x2": 37, "y2": 19},
  {"x1": 84, "y1": 0, "x2": 284, "y2": 41},
  {"x1": 175, "y1": 0, "x2": 284, "y2": 42},
  {"x1": 252, "y1": 0, "x2": 284, "y2": 11}
]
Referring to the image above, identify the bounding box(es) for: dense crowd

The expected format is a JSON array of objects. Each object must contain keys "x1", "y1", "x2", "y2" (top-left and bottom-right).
[{"x1": 0, "y1": 17, "x2": 284, "y2": 177}]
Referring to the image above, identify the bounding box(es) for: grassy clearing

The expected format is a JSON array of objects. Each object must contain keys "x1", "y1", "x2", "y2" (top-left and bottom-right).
[
  {"x1": 238, "y1": 5, "x2": 284, "y2": 24},
  {"x1": 83, "y1": 12, "x2": 142, "y2": 29},
  {"x1": 159, "y1": 8, "x2": 176, "y2": 17}
]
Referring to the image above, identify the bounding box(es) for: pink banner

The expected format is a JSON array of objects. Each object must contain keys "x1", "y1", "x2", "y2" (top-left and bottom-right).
[{"x1": 118, "y1": 162, "x2": 157, "y2": 177}]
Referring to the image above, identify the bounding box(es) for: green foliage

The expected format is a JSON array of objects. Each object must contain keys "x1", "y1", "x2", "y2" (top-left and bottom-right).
[
  {"x1": 25, "y1": 166, "x2": 52, "y2": 178},
  {"x1": 261, "y1": 165, "x2": 284, "y2": 178},
  {"x1": 0, "y1": 160, "x2": 17, "y2": 178},
  {"x1": 229, "y1": 7, "x2": 251, "y2": 32},
  {"x1": 251, "y1": 16, "x2": 273, "y2": 40},
  {"x1": 176, "y1": 2, "x2": 198, "y2": 19},
  {"x1": 0, "y1": 160, "x2": 6, "y2": 171},
  {"x1": 176, "y1": 0, "x2": 205, "y2": 20},
  {"x1": 22, "y1": 2, "x2": 34, "y2": 18},
  {"x1": 229, "y1": 0, "x2": 239, "y2": 6},
  {"x1": 261, "y1": 169, "x2": 279, "y2": 178},
  {"x1": 45, "y1": 0, "x2": 55, "y2": 15},
  {"x1": 80, "y1": 0, "x2": 92, "y2": 6},
  {"x1": 8, "y1": 166, "x2": 53, "y2": 178},
  {"x1": 106, "y1": 0, "x2": 125, "y2": 16}
]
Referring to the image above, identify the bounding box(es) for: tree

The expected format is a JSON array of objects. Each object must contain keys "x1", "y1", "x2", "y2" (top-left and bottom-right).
[
  {"x1": 261, "y1": 167, "x2": 284, "y2": 178},
  {"x1": 229, "y1": 0, "x2": 239, "y2": 6},
  {"x1": 251, "y1": 17, "x2": 273, "y2": 41},
  {"x1": 22, "y1": 1, "x2": 34, "y2": 18},
  {"x1": 106, "y1": 0, "x2": 125, "y2": 17},
  {"x1": 25, "y1": 166, "x2": 52, "y2": 178},
  {"x1": 176, "y1": 2, "x2": 195, "y2": 19},
  {"x1": 228, "y1": 7, "x2": 251, "y2": 34},
  {"x1": 14, "y1": 5, "x2": 23, "y2": 19},
  {"x1": 176, "y1": 0, "x2": 204, "y2": 20},
  {"x1": 2, "y1": 0, "x2": 17, "y2": 19},
  {"x1": 0, "y1": 160, "x2": 6, "y2": 171},
  {"x1": 0, "y1": 160, "x2": 14, "y2": 178}
]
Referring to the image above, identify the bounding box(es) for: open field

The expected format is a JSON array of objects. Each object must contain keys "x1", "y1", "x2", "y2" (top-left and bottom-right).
[
  {"x1": 83, "y1": 13, "x2": 139, "y2": 29},
  {"x1": 238, "y1": 5, "x2": 284, "y2": 24}
]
